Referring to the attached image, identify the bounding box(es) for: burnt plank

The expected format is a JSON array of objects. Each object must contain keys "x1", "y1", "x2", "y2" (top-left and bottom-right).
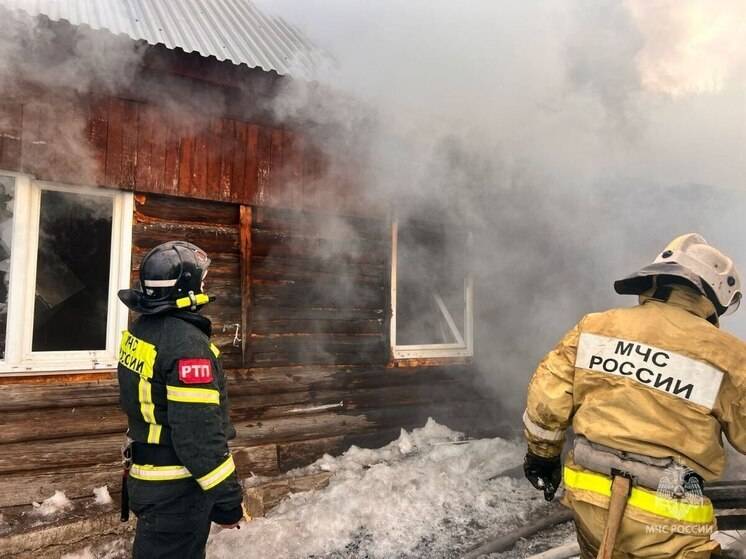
[
  {"x1": 252, "y1": 229, "x2": 386, "y2": 264},
  {"x1": 230, "y1": 120, "x2": 248, "y2": 203},
  {"x1": 192, "y1": 121, "x2": 209, "y2": 198},
  {"x1": 121, "y1": 99, "x2": 139, "y2": 189},
  {"x1": 251, "y1": 306, "x2": 385, "y2": 321},
  {"x1": 135, "y1": 192, "x2": 238, "y2": 226},
  {"x1": 0, "y1": 102, "x2": 23, "y2": 171},
  {"x1": 164, "y1": 118, "x2": 181, "y2": 195},
  {"x1": 240, "y1": 205, "x2": 253, "y2": 367},
  {"x1": 254, "y1": 206, "x2": 387, "y2": 241},
  {"x1": 207, "y1": 118, "x2": 224, "y2": 200},
  {"x1": 283, "y1": 130, "x2": 303, "y2": 209},
  {"x1": 87, "y1": 97, "x2": 109, "y2": 186},
  {"x1": 252, "y1": 256, "x2": 385, "y2": 281},
  {"x1": 252, "y1": 281, "x2": 385, "y2": 309},
  {"x1": 254, "y1": 125, "x2": 272, "y2": 206},
  {"x1": 134, "y1": 102, "x2": 153, "y2": 190},
  {"x1": 0, "y1": 380, "x2": 120, "y2": 412},
  {"x1": 0, "y1": 406, "x2": 125, "y2": 444},
  {"x1": 219, "y1": 118, "x2": 234, "y2": 201},
  {"x1": 149, "y1": 108, "x2": 168, "y2": 192},
  {"x1": 267, "y1": 127, "x2": 285, "y2": 207},
  {"x1": 177, "y1": 128, "x2": 194, "y2": 196},
  {"x1": 104, "y1": 97, "x2": 125, "y2": 187},
  {"x1": 20, "y1": 99, "x2": 45, "y2": 176},
  {"x1": 252, "y1": 318, "x2": 383, "y2": 335},
  {"x1": 132, "y1": 222, "x2": 239, "y2": 253}
]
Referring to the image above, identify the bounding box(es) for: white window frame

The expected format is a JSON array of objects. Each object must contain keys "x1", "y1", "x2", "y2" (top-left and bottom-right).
[
  {"x1": 0, "y1": 171, "x2": 133, "y2": 374},
  {"x1": 390, "y1": 220, "x2": 474, "y2": 360}
]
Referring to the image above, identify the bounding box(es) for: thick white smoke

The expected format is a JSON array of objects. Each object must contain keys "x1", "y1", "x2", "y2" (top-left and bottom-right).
[{"x1": 254, "y1": 0, "x2": 746, "y2": 435}]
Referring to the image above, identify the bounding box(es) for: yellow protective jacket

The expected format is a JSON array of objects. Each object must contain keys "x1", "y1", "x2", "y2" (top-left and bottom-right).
[{"x1": 524, "y1": 285, "x2": 746, "y2": 481}]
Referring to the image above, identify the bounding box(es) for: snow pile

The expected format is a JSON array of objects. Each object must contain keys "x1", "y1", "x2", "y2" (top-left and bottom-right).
[
  {"x1": 31, "y1": 490, "x2": 73, "y2": 516},
  {"x1": 93, "y1": 486, "x2": 113, "y2": 506},
  {"x1": 209, "y1": 419, "x2": 550, "y2": 559}
]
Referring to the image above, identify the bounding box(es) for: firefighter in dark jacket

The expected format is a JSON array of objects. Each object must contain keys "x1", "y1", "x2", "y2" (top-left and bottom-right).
[{"x1": 117, "y1": 240, "x2": 244, "y2": 559}]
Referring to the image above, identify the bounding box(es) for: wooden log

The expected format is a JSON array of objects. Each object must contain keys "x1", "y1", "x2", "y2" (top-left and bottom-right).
[
  {"x1": 0, "y1": 443, "x2": 277, "y2": 508},
  {"x1": 231, "y1": 402, "x2": 486, "y2": 447},
  {"x1": 0, "y1": 509, "x2": 135, "y2": 559},
  {"x1": 0, "y1": 364, "x2": 476, "y2": 412},
  {"x1": 252, "y1": 318, "x2": 383, "y2": 335},
  {"x1": 132, "y1": 222, "x2": 239, "y2": 253},
  {"x1": 254, "y1": 205, "x2": 387, "y2": 241},
  {"x1": 251, "y1": 229, "x2": 387, "y2": 264},
  {"x1": 250, "y1": 306, "x2": 385, "y2": 321},
  {"x1": 252, "y1": 282, "x2": 385, "y2": 309},
  {"x1": 0, "y1": 378, "x2": 483, "y2": 444},
  {"x1": 0, "y1": 406, "x2": 126, "y2": 444},
  {"x1": 0, "y1": 380, "x2": 120, "y2": 411},
  {"x1": 245, "y1": 471, "x2": 331, "y2": 517},
  {"x1": 248, "y1": 333, "x2": 385, "y2": 354},
  {"x1": 0, "y1": 404, "x2": 484, "y2": 474},
  {"x1": 276, "y1": 428, "x2": 402, "y2": 471},
  {"x1": 251, "y1": 256, "x2": 386, "y2": 283},
  {"x1": 135, "y1": 192, "x2": 238, "y2": 226}
]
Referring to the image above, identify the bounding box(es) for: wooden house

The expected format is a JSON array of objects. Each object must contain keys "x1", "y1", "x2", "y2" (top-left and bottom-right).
[{"x1": 0, "y1": 0, "x2": 498, "y2": 518}]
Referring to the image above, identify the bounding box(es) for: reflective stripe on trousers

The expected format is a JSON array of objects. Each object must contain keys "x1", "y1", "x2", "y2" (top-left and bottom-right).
[{"x1": 563, "y1": 466, "x2": 714, "y2": 524}]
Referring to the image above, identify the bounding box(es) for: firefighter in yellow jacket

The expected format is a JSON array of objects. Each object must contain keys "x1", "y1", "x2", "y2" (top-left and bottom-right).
[{"x1": 523, "y1": 233, "x2": 746, "y2": 558}]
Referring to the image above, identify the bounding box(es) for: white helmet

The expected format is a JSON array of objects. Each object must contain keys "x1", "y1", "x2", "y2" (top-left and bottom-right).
[{"x1": 615, "y1": 233, "x2": 741, "y2": 316}]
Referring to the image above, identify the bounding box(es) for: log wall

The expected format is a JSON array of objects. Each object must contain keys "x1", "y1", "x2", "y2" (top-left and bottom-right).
[{"x1": 0, "y1": 192, "x2": 499, "y2": 508}]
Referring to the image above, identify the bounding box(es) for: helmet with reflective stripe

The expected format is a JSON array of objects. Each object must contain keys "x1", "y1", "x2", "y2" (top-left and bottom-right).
[
  {"x1": 140, "y1": 241, "x2": 211, "y2": 306},
  {"x1": 615, "y1": 233, "x2": 741, "y2": 316}
]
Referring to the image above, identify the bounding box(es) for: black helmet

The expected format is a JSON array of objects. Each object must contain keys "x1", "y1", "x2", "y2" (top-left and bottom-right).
[{"x1": 119, "y1": 241, "x2": 213, "y2": 314}]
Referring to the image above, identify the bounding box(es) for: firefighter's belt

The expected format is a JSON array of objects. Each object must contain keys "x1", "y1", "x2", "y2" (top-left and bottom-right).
[
  {"x1": 132, "y1": 442, "x2": 181, "y2": 466},
  {"x1": 564, "y1": 466, "x2": 714, "y2": 524}
]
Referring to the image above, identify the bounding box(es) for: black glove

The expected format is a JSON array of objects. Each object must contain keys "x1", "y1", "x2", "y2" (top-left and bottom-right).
[{"x1": 524, "y1": 452, "x2": 562, "y2": 501}]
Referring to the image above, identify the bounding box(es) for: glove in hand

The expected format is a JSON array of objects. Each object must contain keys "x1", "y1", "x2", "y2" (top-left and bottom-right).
[{"x1": 524, "y1": 452, "x2": 561, "y2": 501}]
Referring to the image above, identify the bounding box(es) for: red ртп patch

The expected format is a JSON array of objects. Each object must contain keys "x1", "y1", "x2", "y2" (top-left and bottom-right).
[{"x1": 178, "y1": 359, "x2": 213, "y2": 384}]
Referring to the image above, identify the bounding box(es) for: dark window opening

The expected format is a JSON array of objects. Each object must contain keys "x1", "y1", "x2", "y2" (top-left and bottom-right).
[
  {"x1": 396, "y1": 220, "x2": 468, "y2": 346},
  {"x1": 0, "y1": 176, "x2": 14, "y2": 359},
  {"x1": 32, "y1": 190, "x2": 113, "y2": 351}
]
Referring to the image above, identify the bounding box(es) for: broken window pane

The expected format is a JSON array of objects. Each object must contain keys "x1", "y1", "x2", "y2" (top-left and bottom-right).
[
  {"x1": 396, "y1": 220, "x2": 468, "y2": 346},
  {"x1": 0, "y1": 175, "x2": 14, "y2": 360},
  {"x1": 32, "y1": 190, "x2": 113, "y2": 351}
]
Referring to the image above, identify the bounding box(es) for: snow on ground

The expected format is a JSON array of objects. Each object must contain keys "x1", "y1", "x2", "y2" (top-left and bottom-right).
[
  {"x1": 31, "y1": 490, "x2": 73, "y2": 517},
  {"x1": 93, "y1": 486, "x2": 113, "y2": 506},
  {"x1": 209, "y1": 418, "x2": 563, "y2": 559}
]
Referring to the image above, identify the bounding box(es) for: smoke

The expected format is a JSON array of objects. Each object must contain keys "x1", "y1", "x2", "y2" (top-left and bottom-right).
[{"x1": 254, "y1": 0, "x2": 746, "y2": 428}]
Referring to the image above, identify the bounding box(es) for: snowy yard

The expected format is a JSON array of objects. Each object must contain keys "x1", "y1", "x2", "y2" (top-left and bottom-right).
[{"x1": 64, "y1": 420, "x2": 573, "y2": 558}]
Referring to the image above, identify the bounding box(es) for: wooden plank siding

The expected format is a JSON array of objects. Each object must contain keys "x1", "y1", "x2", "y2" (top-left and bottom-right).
[{"x1": 0, "y1": 91, "x2": 382, "y2": 216}]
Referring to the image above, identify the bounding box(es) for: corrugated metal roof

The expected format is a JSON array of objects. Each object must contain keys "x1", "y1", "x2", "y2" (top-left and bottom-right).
[{"x1": 0, "y1": 0, "x2": 320, "y2": 77}]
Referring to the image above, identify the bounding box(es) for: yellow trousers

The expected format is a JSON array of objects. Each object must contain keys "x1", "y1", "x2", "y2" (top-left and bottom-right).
[{"x1": 569, "y1": 499, "x2": 720, "y2": 559}]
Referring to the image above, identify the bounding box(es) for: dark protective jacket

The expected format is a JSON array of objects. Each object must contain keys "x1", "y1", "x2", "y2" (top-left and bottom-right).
[{"x1": 118, "y1": 310, "x2": 243, "y2": 523}]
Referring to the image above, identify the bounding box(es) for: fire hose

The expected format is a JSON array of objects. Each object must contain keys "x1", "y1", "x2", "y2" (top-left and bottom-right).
[{"x1": 460, "y1": 480, "x2": 746, "y2": 559}]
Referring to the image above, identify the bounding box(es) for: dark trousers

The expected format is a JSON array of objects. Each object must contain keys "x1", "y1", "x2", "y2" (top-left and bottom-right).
[{"x1": 128, "y1": 477, "x2": 215, "y2": 559}]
